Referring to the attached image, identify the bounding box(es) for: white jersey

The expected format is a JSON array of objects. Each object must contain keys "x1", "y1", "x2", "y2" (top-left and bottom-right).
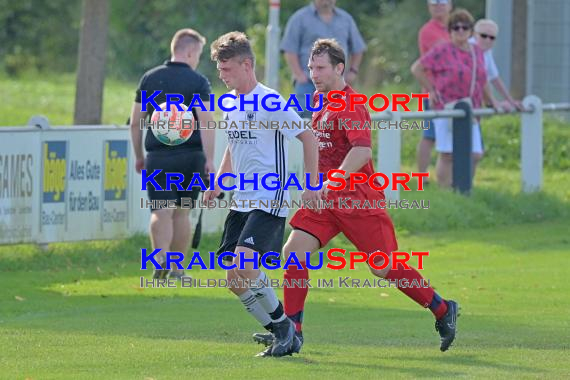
[{"x1": 222, "y1": 83, "x2": 304, "y2": 217}]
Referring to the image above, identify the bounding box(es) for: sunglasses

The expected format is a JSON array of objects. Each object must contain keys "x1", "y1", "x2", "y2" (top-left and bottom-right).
[
  {"x1": 451, "y1": 24, "x2": 472, "y2": 32},
  {"x1": 478, "y1": 33, "x2": 496, "y2": 40}
]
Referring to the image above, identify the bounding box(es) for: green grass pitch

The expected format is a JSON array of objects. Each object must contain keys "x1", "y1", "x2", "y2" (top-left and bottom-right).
[{"x1": 1, "y1": 221, "x2": 569, "y2": 379}]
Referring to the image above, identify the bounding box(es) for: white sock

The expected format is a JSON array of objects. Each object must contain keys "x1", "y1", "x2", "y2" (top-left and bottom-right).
[
  {"x1": 251, "y1": 271, "x2": 286, "y2": 322},
  {"x1": 239, "y1": 290, "x2": 272, "y2": 327}
]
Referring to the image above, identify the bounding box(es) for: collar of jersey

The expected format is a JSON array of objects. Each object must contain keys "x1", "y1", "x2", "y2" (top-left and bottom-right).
[
  {"x1": 230, "y1": 82, "x2": 261, "y2": 100},
  {"x1": 164, "y1": 60, "x2": 191, "y2": 68}
]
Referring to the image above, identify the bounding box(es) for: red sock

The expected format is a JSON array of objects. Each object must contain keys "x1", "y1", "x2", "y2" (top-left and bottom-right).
[
  {"x1": 385, "y1": 265, "x2": 447, "y2": 319},
  {"x1": 284, "y1": 262, "x2": 309, "y2": 332}
]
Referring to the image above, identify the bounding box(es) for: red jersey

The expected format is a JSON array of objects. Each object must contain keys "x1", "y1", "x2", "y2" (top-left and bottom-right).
[{"x1": 312, "y1": 85, "x2": 385, "y2": 214}]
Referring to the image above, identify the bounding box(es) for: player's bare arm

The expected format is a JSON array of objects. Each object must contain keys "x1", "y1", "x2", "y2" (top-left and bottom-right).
[
  {"x1": 296, "y1": 129, "x2": 321, "y2": 212},
  {"x1": 491, "y1": 77, "x2": 523, "y2": 111},
  {"x1": 411, "y1": 60, "x2": 441, "y2": 105},
  {"x1": 129, "y1": 101, "x2": 147, "y2": 174},
  {"x1": 483, "y1": 82, "x2": 501, "y2": 112}
]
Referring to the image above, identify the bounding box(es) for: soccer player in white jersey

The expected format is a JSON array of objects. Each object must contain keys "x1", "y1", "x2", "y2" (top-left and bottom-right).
[{"x1": 204, "y1": 31, "x2": 320, "y2": 357}]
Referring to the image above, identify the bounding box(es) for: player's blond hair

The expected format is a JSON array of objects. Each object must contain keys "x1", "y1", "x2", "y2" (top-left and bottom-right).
[{"x1": 171, "y1": 28, "x2": 206, "y2": 55}]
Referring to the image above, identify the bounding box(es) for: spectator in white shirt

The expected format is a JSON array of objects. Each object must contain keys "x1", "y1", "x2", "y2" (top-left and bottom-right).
[{"x1": 470, "y1": 19, "x2": 523, "y2": 112}]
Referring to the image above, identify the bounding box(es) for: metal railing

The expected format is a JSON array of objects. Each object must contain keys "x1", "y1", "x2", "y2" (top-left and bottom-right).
[{"x1": 371, "y1": 95, "x2": 570, "y2": 199}]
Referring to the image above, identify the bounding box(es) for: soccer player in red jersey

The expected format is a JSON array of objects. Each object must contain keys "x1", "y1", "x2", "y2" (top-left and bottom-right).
[{"x1": 254, "y1": 39, "x2": 458, "y2": 355}]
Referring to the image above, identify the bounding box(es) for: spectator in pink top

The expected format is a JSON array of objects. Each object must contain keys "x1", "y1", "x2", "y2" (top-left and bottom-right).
[
  {"x1": 416, "y1": 0, "x2": 453, "y2": 183},
  {"x1": 411, "y1": 8, "x2": 500, "y2": 187}
]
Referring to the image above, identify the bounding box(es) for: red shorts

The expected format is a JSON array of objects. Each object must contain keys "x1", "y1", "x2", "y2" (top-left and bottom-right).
[{"x1": 289, "y1": 208, "x2": 398, "y2": 255}]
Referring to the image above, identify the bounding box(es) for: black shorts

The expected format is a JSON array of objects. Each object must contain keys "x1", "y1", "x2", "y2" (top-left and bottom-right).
[
  {"x1": 145, "y1": 149, "x2": 206, "y2": 211},
  {"x1": 217, "y1": 210, "x2": 285, "y2": 262}
]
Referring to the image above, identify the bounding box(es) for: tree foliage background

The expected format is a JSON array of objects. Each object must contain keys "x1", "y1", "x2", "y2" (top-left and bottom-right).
[{"x1": 0, "y1": 0, "x2": 485, "y2": 89}]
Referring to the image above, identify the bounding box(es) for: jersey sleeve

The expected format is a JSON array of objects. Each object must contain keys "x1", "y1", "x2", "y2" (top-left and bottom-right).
[
  {"x1": 134, "y1": 74, "x2": 147, "y2": 103},
  {"x1": 279, "y1": 12, "x2": 303, "y2": 54},
  {"x1": 347, "y1": 15, "x2": 367, "y2": 54},
  {"x1": 195, "y1": 74, "x2": 212, "y2": 102},
  {"x1": 270, "y1": 95, "x2": 305, "y2": 139}
]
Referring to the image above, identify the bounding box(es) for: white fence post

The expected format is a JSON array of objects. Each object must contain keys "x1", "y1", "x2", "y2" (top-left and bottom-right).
[
  {"x1": 376, "y1": 112, "x2": 401, "y2": 201},
  {"x1": 265, "y1": 0, "x2": 281, "y2": 91},
  {"x1": 521, "y1": 95, "x2": 543, "y2": 192}
]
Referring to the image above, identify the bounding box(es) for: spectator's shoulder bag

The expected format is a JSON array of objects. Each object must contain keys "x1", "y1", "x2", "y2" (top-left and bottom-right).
[{"x1": 444, "y1": 44, "x2": 477, "y2": 119}]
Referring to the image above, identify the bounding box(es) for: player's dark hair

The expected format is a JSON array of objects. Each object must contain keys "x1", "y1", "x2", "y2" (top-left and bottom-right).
[
  {"x1": 171, "y1": 29, "x2": 206, "y2": 54},
  {"x1": 310, "y1": 38, "x2": 346, "y2": 74},
  {"x1": 210, "y1": 31, "x2": 255, "y2": 66}
]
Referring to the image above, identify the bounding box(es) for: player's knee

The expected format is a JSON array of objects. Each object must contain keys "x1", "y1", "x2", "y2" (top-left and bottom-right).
[
  {"x1": 150, "y1": 209, "x2": 173, "y2": 225},
  {"x1": 227, "y1": 267, "x2": 238, "y2": 280},
  {"x1": 173, "y1": 208, "x2": 190, "y2": 221},
  {"x1": 227, "y1": 283, "x2": 242, "y2": 295},
  {"x1": 226, "y1": 268, "x2": 243, "y2": 295},
  {"x1": 282, "y1": 249, "x2": 309, "y2": 272},
  {"x1": 368, "y1": 254, "x2": 391, "y2": 278},
  {"x1": 227, "y1": 284, "x2": 243, "y2": 295},
  {"x1": 283, "y1": 233, "x2": 319, "y2": 262},
  {"x1": 149, "y1": 216, "x2": 164, "y2": 235},
  {"x1": 369, "y1": 266, "x2": 390, "y2": 278},
  {"x1": 282, "y1": 242, "x2": 295, "y2": 261}
]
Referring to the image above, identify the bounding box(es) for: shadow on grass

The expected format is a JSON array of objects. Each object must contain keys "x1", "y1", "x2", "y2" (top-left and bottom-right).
[{"x1": 287, "y1": 356, "x2": 470, "y2": 378}]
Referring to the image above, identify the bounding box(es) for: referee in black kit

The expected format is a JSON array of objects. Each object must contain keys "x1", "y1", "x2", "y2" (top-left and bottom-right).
[{"x1": 129, "y1": 28, "x2": 216, "y2": 280}]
